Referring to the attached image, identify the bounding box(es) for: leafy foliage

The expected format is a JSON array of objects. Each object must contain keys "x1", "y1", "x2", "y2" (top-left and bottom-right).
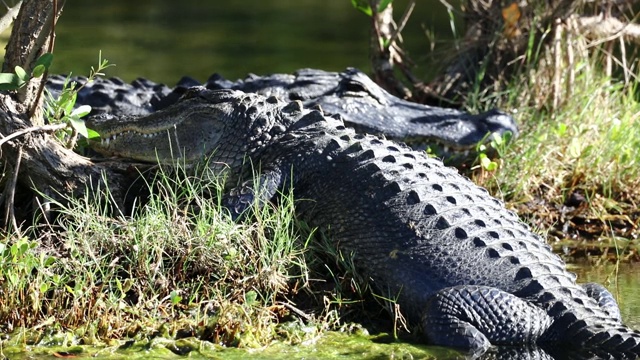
[
  {"x1": 350, "y1": 0, "x2": 393, "y2": 16},
  {"x1": 44, "y1": 51, "x2": 113, "y2": 146},
  {"x1": 0, "y1": 53, "x2": 53, "y2": 90}
]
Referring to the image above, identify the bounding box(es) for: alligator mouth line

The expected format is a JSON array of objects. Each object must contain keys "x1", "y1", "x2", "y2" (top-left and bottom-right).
[{"x1": 99, "y1": 128, "x2": 177, "y2": 147}]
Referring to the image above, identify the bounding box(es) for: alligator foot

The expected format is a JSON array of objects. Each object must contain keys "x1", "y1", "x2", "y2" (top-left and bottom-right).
[{"x1": 422, "y1": 285, "x2": 552, "y2": 351}]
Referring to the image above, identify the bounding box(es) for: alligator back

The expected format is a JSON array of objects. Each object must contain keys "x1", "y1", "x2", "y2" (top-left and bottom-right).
[
  {"x1": 258, "y1": 109, "x2": 640, "y2": 356},
  {"x1": 85, "y1": 88, "x2": 640, "y2": 357},
  {"x1": 47, "y1": 70, "x2": 518, "y2": 165}
]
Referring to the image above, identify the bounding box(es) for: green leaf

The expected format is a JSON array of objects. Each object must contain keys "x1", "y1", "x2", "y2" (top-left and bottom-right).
[
  {"x1": 554, "y1": 123, "x2": 567, "y2": 137},
  {"x1": 71, "y1": 105, "x2": 92, "y2": 119},
  {"x1": 377, "y1": 0, "x2": 393, "y2": 12},
  {"x1": 14, "y1": 65, "x2": 28, "y2": 83},
  {"x1": 32, "y1": 64, "x2": 46, "y2": 78},
  {"x1": 170, "y1": 290, "x2": 182, "y2": 305},
  {"x1": 490, "y1": 132, "x2": 504, "y2": 146},
  {"x1": 244, "y1": 290, "x2": 258, "y2": 306},
  {"x1": 35, "y1": 53, "x2": 54, "y2": 69},
  {"x1": 62, "y1": 91, "x2": 78, "y2": 115},
  {"x1": 68, "y1": 116, "x2": 89, "y2": 138},
  {"x1": 0, "y1": 73, "x2": 17, "y2": 84},
  {"x1": 350, "y1": 0, "x2": 372, "y2": 16},
  {"x1": 86, "y1": 128, "x2": 101, "y2": 140},
  {"x1": 43, "y1": 255, "x2": 56, "y2": 267},
  {"x1": 0, "y1": 73, "x2": 20, "y2": 90},
  {"x1": 568, "y1": 138, "x2": 581, "y2": 158},
  {"x1": 479, "y1": 154, "x2": 498, "y2": 171}
]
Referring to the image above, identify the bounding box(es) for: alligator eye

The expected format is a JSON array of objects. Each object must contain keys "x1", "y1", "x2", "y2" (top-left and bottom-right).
[{"x1": 344, "y1": 81, "x2": 367, "y2": 94}]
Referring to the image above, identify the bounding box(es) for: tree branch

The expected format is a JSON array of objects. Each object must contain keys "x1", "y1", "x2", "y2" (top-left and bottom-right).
[
  {"x1": 576, "y1": 14, "x2": 640, "y2": 45},
  {"x1": 0, "y1": 0, "x2": 135, "y2": 228}
]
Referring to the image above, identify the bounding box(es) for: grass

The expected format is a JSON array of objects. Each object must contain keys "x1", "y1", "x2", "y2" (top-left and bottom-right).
[
  {"x1": 0, "y1": 165, "x2": 338, "y2": 351},
  {"x1": 0, "y1": 162, "x2": 399, "y2": 356},
  {"x1": 467, "y1": 28, "x2": 640, "y2": 260}
]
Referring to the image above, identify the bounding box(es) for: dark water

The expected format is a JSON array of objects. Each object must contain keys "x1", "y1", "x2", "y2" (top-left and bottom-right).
[{"x1": 51, "y1": 0, "x2": 455, "y2": 85}]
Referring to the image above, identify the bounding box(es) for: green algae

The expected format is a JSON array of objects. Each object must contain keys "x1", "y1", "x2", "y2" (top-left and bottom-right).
[{"x1": 1, "y1": 331, "x2": 463, "y2": 360}]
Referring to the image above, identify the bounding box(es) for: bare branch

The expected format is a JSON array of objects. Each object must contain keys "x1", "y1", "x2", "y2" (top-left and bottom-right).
[
  {"x1": 576, "y1": 14, "x2": 640, "y2": 45},
  {"x1": 3, "y1": 0, "x2": 59, "y2": 122},
  {"x1": 0, "y1": 123, "x2": 67, "y2": 149},
  {"x1": 0, "y1": 0, "x2": 21, "y2": 34}
]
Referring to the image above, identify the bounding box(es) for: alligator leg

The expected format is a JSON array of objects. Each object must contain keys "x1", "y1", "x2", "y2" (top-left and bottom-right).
[
  {"x1": 581, "y1": 283, "x2": 622, "y2": 321},
  {"x1": 222, "y1": 169, "x2": 283, "y2": 219},
  {"x1": 422, "y1": 285, "x2": 553, "y2": 351}
]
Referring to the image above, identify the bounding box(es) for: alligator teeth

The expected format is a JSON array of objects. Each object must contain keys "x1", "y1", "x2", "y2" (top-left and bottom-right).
[{"x1": 443, "y1": 146, "x2": 449, "y2": 153}]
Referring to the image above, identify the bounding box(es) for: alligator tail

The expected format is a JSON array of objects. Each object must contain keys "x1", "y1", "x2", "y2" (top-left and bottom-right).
[
  {"x1": 546, "y1": 316, "x2": 640, "y2": 358},
  {"x1": 576, "y1": 324, "x2": 640, "y2": 358}
]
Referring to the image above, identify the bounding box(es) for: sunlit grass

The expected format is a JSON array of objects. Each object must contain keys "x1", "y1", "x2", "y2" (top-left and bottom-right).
[
  {"x1": 0, "y1": 166, "x2": 319, "y2": 347},
  {"x1": 488, "y1": 75, "x2": 640, "y2": 203},
  {"x1": 467, "y1": 33, "x2": 640, "y2": 257}
]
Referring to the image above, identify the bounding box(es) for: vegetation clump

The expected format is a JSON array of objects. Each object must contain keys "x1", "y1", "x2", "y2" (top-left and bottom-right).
[
  {"x1": 464, "y1": 11, "x2": 640, "y2": 262},
  {"x1": 1, "y1": 166, "x2": 333, "y2": 351}
]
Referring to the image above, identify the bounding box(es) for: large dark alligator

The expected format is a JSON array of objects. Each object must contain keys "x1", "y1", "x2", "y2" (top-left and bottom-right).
[
  {"x1": 46, "y1": 68, "x2": 518, "y2": 165},
  {"x1": 86, "y1": 88, "x2": 640, "y2": 359}
]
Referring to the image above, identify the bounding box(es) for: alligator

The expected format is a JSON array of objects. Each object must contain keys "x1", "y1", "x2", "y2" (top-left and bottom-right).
[
  {"x1": 86, "y1": 88, "x2": 640, "y2": 359},
  {"x1": 46, "y1": 68, "x2": 518, "y2": 165}
]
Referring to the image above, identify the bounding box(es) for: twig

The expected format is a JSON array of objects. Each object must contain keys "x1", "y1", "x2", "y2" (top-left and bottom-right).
[
  {"x1": 278, "y1": 301, "x2": 312, "y2": 322},
  {"x1": 436, "y1": 0, "x2": 461, "y2": 15},
  {"x1": 0, "y1": 0, "x2": 21, "y2": 34},
  {"x1": 553, "y1": 18, "x2": 563, "y2": 111},
  {"x1": 577, "y1": 14, "x2": 640, "y2": 45},
  {"x1": 34, "y1": 194, "x2": 53, "y2": 230},
  {"x1": 566, "y1": 22, "x2": 575, "y2": 101},
  {"x1": 4, "y1": 146, "x2": 23, "y2": 237},
  {"x1": 0, "y1": 123, "x2": 67, "y2": 149},
  {"x1": 619, "y1": 36, "x2": 629, "y2": 85},
  {"x1": 387, "y1": 0, "x2": 415, "y2": 47}
]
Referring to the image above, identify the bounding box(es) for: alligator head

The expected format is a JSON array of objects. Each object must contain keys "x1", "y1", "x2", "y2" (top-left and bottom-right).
[
  {"x1": 305, "y1": 68, "x2": 519, "y2": 160},
  {"x1": 86, "y1": 88, "x2": 299, "y2": 166}
]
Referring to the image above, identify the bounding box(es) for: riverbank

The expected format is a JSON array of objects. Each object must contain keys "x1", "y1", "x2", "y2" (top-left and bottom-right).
[{"x1": 467, "y1": 40, "x2": 640, "y2": 264}]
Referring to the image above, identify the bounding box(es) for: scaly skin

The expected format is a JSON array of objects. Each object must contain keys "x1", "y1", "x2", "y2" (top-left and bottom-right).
[
  {"x1": 47, "y1": 68, "x2": 518, "y2": 165},
  {"x1": 206, "y1": 68, "x2": 518, "y2": 156},
  {"x1": 86, "y1": 88, "x2": 640, "y2": 358}
]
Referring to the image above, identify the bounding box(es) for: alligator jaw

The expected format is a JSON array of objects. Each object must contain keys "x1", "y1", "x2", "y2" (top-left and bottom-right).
[
  {"x1": 86, "y1": 89, "x2": 298, "y2": 166},
  {"x1": 87, "y1": 97, "x2": 227, "y2": 163}
]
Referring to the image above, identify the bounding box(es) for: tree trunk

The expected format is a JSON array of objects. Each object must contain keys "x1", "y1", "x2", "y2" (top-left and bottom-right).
[{"x1": 0, "y1": 0, "x2": 135, "y2": 230}]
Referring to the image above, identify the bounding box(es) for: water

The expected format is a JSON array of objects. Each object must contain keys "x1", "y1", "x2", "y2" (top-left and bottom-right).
[
  {"x1": 572, "y1": 262, "x2": 640, "y2": 328},
  {"x1": 51, "y1": 0, "x2": 456, "y2": 85}
]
